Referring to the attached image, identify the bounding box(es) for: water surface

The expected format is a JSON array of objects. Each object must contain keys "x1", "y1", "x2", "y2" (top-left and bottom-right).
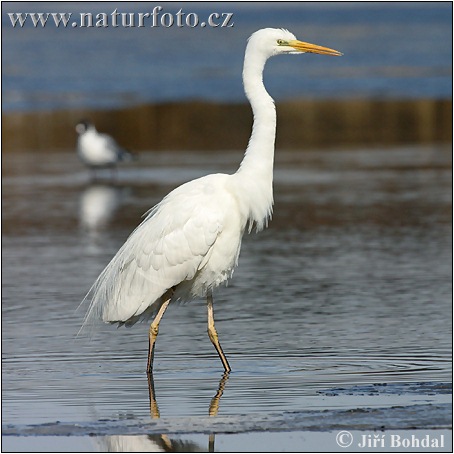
[
  {"x1": 2, "y1": 146, "x2": 452, "y2": 450},
  {"x1": 2, "y1": 2, "x2": 452, "y2": 111}
]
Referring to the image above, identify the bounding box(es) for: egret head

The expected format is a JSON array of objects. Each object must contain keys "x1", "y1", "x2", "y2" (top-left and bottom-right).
[{"x1": 248, "y1": 28, "x2": 342, "y2": 59}]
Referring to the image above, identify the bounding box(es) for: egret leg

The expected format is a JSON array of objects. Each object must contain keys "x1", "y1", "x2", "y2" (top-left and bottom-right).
[
  {"x1": 147, "y1": 298, "x2": 171, "y2": 373},
  {"x1": 207, "y1": 293, "x2": 231, "y2": 372}
]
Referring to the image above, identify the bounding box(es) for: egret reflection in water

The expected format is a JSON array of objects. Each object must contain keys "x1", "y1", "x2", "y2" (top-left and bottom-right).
[
  {"x1": 96, "y1": 373, "x2": 230, "y2": 452},
  {"x1": 102, "y1": 434, "x2": 204, "y2": 452}
]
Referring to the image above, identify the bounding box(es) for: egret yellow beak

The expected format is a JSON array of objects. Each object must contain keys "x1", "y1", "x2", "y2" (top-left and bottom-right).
[{"x1": 288, "y1": 40, "x2": 343, "y2": 56}]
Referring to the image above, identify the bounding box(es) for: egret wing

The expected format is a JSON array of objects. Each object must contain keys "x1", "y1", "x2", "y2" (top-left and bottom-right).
[{"x1": 84, "y1": 176, "x2": 226, "y2": 325}]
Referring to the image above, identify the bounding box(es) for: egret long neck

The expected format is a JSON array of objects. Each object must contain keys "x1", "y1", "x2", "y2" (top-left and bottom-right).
[
  {"x1": 235, "y1": 48, "x2": 276, "y2": 231},
  {"x1": 240, "y1": 51, "x2": 276, "y2": 174}
]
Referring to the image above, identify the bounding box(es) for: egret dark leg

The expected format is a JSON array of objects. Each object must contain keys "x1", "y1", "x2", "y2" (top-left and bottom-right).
[
  {"x1": 207, "y1": 292, "x2": 231, "y2": 372},
  {"x1": 147, "y1": 298, "x2": 171, "y2": 373}
]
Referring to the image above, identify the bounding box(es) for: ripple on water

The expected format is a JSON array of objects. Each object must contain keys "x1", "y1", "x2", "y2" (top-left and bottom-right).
[{"x1": 2, "y1": 147, "x2": 452, "y2": 431}]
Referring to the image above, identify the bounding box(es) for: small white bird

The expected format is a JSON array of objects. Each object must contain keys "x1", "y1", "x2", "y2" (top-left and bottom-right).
[
  {"x1": 75, "y1": 120, "x2": 135, "y2": 174},
  {"x1": 82, "y1": 28, "x2": 342, "y2": 373}
]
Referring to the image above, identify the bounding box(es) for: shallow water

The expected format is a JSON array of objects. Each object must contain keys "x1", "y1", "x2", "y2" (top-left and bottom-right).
[{"x1": 2, "y1": 146, "x2": 452, "y2": 450}]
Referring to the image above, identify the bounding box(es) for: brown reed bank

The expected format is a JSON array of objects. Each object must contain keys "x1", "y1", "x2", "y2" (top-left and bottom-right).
[{"x1": 2, "y1": 98, "x2": 451, "y2": 153}]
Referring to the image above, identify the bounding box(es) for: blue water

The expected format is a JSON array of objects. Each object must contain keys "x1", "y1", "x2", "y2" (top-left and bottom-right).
[
  {"x1": 2, "y1": 2, "x2": 452, "y2": 112},
  {"x1": 2, "y1": 145, "x2": 452, "y2": 428},
  {"x1": 2, "y1": 143, "x2": 452, "y2": 451}
]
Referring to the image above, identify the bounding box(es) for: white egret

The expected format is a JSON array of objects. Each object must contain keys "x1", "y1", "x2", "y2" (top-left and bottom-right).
[
  {"x1": 76, "y1": 120, "x2": 135, "y2": 173},
  {"x1": 82, "y1": 28, "x2": 342, "y2": 373}
]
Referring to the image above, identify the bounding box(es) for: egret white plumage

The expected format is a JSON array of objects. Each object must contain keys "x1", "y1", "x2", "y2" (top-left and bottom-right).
[
  {"x1": 82, "y1": 28, "x2": 342, "y2": 373},
  {"x1": 76, "y1": 120, "x2": 134, "y2": 172}
]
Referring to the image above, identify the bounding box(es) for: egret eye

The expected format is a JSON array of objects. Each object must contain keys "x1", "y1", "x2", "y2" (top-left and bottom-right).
[{"x1": 277, "y1": 39, "x2": 286, "y2": 45}]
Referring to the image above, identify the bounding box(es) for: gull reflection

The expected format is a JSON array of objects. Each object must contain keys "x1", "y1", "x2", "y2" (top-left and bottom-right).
[
  {"x1": 79, "y1": 183, "x2": 122, "y2": 233},
  {"x1": 99, "y1": 373, "x2": 230, "y2": 452}
]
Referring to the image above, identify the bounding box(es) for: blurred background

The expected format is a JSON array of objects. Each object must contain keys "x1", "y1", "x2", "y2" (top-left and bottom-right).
[
  {"x1": 2, "y1": 1, "x2": 452, "y2": 447},
  {"x1": 2, "y1": 1, "x2": 452, "y2": 151}
]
